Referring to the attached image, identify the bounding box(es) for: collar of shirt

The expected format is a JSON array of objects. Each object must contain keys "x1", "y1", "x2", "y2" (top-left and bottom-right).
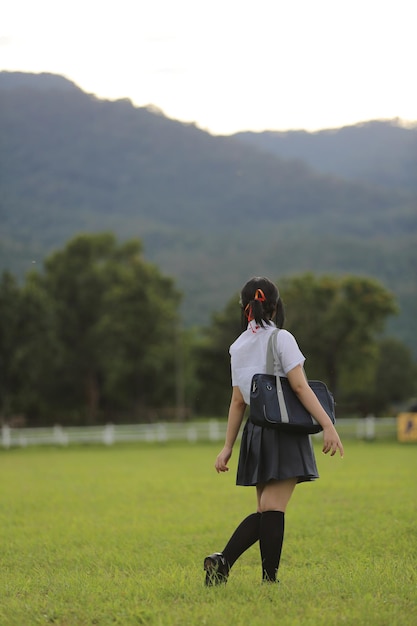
[{"x1": 247, "y1": 319, "x2": 275, "y2": 333}]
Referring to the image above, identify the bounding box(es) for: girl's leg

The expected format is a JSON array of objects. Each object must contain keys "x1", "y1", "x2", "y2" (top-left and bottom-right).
[
  {"x1": 256, "y1": 478, "x2": 297, "y2": 582},
  {"x1": 205, "y1": 495, "x2": 262, "y2": 585},
  {"x1": 222, "y1": 511, "x2": 261, "y2": 569}
]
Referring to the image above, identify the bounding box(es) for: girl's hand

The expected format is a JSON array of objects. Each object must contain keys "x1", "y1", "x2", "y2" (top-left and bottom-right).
[
  {"x1": 322, "y1": 425, "x2": 344, "y2": 457},
  {"x1": 215, "y1": 446, "x2": 233, "y2": 473}
]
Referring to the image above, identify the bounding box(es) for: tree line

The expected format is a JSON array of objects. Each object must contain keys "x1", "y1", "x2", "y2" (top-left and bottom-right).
[{"x1": 1, "y1": 233, "x2": 416, "y2": 427}]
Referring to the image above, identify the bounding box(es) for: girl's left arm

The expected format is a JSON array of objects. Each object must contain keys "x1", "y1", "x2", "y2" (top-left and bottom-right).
[{"x1": 287, "y1": 364, "x2": 344, "y2": 458}]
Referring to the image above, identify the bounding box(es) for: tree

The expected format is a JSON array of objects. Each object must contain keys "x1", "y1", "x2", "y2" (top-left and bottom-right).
[
  {"x1": 10, "y1": 272, "x2": 61, "y2": 422},
  {"x1": 36, "y1": 233, "x2": 181, "y2": 423},
  {"x1": 0, "y1": 272, "x2": 23, "y2": 419},
  {"x1": 0, "y1": 270, "x2": 58, "y2": 422},
  {"x1": 280, "y1": 274, "x2": 398, "y2": 404},
  {"x1": 372, "y1": 338, "x2": 417, "y2": 414},
  {"x1": 96, "y1": 244, "x2": 181, "y2": 417},
  {"x1": 194, "y1": 298, "x2": 241, "y2": 415}
]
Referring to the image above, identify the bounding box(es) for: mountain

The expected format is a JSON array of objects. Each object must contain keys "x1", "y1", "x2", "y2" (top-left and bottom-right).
[
  {"x1": 0, "y1": 70, "x2": 81, "y2": 93},
  {"x1": 234, "y1": 120, "x2": 417, "y2": 192},
  {"x1": 1, "y1": 71, "x2": 416, "y2": 355}
]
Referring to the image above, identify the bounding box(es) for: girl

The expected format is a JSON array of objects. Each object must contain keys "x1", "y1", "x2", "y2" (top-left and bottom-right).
[{"x1": 204, "y1": 276, "x2": 344, "y2": 585}]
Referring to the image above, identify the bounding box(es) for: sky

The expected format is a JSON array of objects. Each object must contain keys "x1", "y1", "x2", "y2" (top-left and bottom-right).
[{"x1": 1, "y1": 0, "x2": 416, "y2": 135}]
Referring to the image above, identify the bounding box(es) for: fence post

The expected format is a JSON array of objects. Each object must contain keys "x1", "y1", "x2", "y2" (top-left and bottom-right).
[
  {"x1": 1, "y1": 425, "x2": 11, "y2": 449},
  {"x1": 103, "y1": 423, "x2": 115, "y2": 446},
  {"x1": 365, "y1": 414, "x2": 376, "y2": 440},
  {"x1": 357, "y1": 414, "x2": 375, "y2": 440},
  {"x1": 53, "y1": 424, "x2": 68, "y2": 446},
  {"x1": 157, "y1": 424, "x2": 167, "y2": 442}
]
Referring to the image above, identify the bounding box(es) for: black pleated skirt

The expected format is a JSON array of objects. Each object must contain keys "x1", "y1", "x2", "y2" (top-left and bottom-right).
[{"x1": 236, "y1": 418, "x2": 319, "y2": 486}]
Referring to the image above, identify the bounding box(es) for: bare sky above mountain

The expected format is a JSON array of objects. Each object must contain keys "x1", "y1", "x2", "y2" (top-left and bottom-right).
[{"x1": 1, "y1": 0, "x2": 415, "y2": 135}]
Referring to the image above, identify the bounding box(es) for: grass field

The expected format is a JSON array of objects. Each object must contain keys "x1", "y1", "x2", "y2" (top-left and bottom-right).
[{"x1": 1, "y1": 439, "x2": 416, "y2": 626}]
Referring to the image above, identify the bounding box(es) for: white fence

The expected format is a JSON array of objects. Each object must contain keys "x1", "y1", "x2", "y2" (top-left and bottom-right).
[{"x1": 0, "y1": 417, "x2": 398, "y2": 449}]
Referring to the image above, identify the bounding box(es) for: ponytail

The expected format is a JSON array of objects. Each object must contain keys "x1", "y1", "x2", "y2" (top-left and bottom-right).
[{"x1": 240, "y1": 277, "x2": 283, "y2": 330}]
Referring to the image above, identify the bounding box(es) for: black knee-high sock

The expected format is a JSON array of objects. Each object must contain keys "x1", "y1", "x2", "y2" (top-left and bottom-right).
[
  {"x1": 222, "y1": 512, "x2": 261, "y2": 569},
  {"x1": 259, "y1": 510, "x2": 285, "y2": 581}
]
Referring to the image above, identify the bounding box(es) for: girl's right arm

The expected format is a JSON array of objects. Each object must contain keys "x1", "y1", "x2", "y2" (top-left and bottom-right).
[{"x1": 215, "y1": 386, "x2": 247, "y2": 473}]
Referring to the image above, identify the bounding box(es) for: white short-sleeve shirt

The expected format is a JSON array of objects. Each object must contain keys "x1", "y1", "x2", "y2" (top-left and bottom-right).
[{"x1": 229, "y1": 320, "x2": 305, "y2": 405}]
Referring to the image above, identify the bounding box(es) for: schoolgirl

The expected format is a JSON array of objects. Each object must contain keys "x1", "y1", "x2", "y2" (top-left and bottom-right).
[{"x1": 204, "y1": 276, "x2": 344, "y2": 585}]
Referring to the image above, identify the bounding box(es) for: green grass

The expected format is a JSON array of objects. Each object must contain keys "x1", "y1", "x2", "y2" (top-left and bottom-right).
[{"x1": 0, "y1": 440, "x2": 416, "y2": 626}]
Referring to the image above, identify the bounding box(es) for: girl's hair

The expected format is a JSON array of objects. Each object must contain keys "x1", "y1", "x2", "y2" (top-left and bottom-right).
[{"x1": 240, "y1": 276, "x2": 285, "y2": 330}]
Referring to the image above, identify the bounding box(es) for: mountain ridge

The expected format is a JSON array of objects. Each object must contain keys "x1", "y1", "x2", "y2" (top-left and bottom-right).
[{"x1": 234, "y1": 120, "x2": 417, "y2": 192}]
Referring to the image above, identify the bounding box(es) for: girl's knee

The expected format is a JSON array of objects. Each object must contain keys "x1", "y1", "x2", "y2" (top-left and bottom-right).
[{"x1": 258, "y1": 506, "x2": 284, "y2": 513}]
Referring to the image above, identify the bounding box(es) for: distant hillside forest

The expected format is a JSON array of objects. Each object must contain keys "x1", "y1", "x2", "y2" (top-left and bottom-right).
[{"x1": 1, "y1": 71, "x2": 416, "y2": 356}]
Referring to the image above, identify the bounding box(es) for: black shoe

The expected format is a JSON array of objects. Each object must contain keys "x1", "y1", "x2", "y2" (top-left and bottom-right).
[
  {"x1": 262, "y1": 578, "x2": 280, "y2": 584},
  {"x1": 262, "y1": 570, "x2": 280, "y2": 584},
  {"x1": 204, "y1": 552, "x2": 229, "y2": 586}
]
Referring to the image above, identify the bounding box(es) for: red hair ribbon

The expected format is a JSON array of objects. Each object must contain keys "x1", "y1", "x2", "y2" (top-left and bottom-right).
[
  {"x1": 244, "y1": 288, "x2": 267, "y2": 321},
  {"x1": 254, "y1": 289, "x2": 266, "y2": 302}
]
